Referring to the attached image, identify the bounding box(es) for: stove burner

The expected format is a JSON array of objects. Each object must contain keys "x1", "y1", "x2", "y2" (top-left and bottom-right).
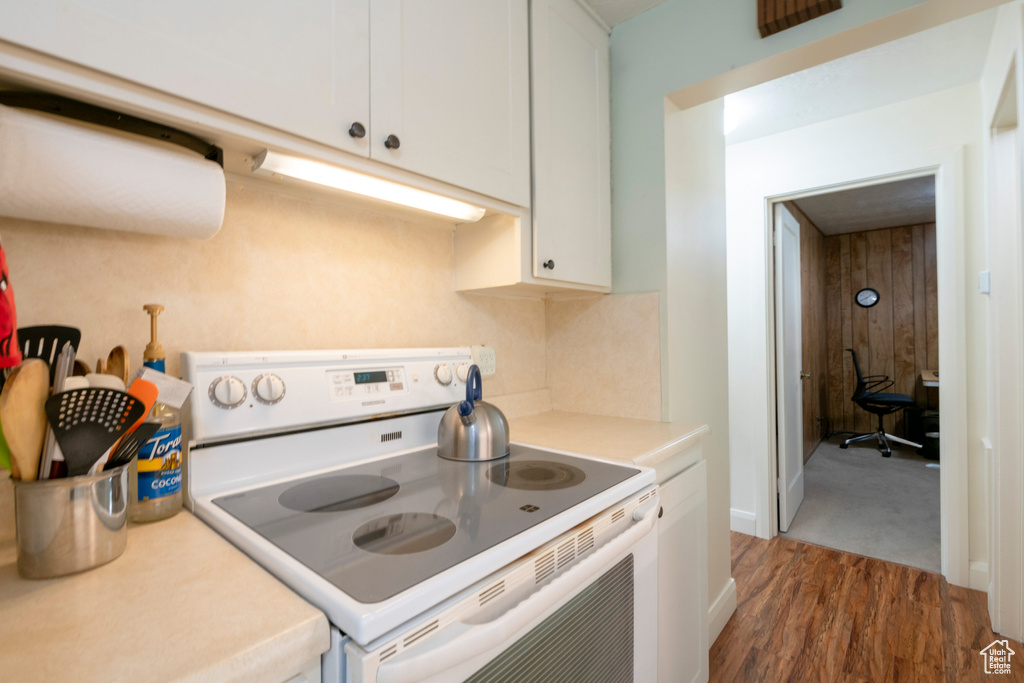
[
  {"x1": 279, "y1": 474, "x2": 399, "y2": 513},
  {"x1": 490, "y1": 460, "x2": 586, "y2": 491},
  {"x1": 353, "y1": 513, "x2": 457, "y2": 555}
]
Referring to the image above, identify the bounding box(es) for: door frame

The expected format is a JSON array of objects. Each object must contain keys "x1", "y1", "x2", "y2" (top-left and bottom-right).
[
  {"x1": 761, "y1": 152, "x2": 969, "y2": 586},
  {"x1": 986, "y1": 41, "x2": 1024, "y2": 640},
  {"x1": 773, "y1": 203, "x2": 805, "y2": 533}
]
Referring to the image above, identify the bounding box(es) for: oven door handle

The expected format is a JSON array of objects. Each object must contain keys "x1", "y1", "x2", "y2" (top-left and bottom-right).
[{"x1": 376, "y1": 499, "x2": 658, "y2": 683}]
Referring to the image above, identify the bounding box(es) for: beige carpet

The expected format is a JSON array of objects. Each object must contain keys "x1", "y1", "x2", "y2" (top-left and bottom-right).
[{"x1": 781, "y1": 435, "x2": 941, "y2": 572}]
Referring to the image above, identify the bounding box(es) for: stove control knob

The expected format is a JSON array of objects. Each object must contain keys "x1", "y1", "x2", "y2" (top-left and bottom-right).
[
  {"x1": 209, "y1": 375, "x2": 247, "y2": 409},
  {"x1": 252, "y1": 373, "x2": 286, "y2": 405},
  {"x1": 456, "y1": 363, "x2": 470, "y2": 383},
  {"x1": 434, "y1": 364, "x2": 453, "y2": 386}
]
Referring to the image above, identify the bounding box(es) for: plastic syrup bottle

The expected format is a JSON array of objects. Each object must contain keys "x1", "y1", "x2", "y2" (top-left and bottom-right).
[{"x1": 129, "y1": 304, "x2": 183, "y2": 523}]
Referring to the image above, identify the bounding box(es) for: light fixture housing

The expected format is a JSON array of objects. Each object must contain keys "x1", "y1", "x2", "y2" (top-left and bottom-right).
[{"x1": 251, "y1": 149, "x2": 486, "y2": 223}]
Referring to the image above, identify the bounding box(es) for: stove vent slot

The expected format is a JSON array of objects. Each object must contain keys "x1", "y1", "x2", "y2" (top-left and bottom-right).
[
  {"x1": 612, "y1": 508, "x2": 625, "y2": 524},
  {"x1": 379, "y1": 644, "x2": 399, "y2": 662},
  {"x1": 380, "y1": 430, "x2": 403, "y2": 443},
  {"x1": 578, "y1": 527, "x2": 595, "y2": 554},
  {"x1": 639, "y1": 490, "x2": 652, "y2": 504},
  {"x1": 479, "y1": 580, "x2": 506, "y2": 607},
  {"x1": 535, "y1": 550, "x2": 556, "y2": 584},
  {"x1": 403, "y1": 619, "x2": 439, "y2": 647},
  {"x1": 557, "y1": 538, "x2": 576, "y2": 568}
]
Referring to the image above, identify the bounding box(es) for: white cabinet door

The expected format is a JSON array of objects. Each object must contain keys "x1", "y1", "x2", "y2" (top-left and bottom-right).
[
  {"x1": 531, "y1": 0, "x2": 611, "y2": 288},
  {"x1": 658, "y1": 460, "x2": 709, "y2": 683},
  {"x1": 0, "y1": 1, "x2": 370, "y2": 156},
  {"x1": 369, "y1": 0, "x2": 530, "y2": 208}
]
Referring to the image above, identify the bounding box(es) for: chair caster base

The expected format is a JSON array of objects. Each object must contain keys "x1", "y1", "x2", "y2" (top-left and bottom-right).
[
  {"x1": 839, "y1": 443, "x2": 848, "y2": 449},
  {"x1": 882, "y1": 450, "x2": 891, "y2": 458}
]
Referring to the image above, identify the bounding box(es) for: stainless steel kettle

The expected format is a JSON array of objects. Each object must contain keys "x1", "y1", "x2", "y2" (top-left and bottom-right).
[{"x1": 437, "y1": 364, "x2": 510, "y2": 462}]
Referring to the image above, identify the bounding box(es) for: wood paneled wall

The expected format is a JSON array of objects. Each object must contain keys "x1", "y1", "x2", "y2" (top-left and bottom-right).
[
  {"x1": 788, "y1": 202, "x2": 829, "y2": 463},
  {"x1": 825, "y1": 224, "x2": 938, "y2": 436}
]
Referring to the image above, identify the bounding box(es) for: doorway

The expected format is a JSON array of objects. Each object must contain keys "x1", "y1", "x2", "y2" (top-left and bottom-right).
[{"x1": 773, "y1": 178, "x2": 942, "y2": 572}]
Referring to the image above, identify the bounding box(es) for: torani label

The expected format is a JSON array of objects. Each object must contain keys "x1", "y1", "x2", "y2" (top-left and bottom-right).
[{"x1": 136, "y1": 424, "x2": 182, "y2": 501}]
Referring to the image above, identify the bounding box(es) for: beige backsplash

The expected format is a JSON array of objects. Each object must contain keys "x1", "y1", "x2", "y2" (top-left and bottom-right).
[
  {"x1": 0, "y1": 180, "x2": 659, "y2": 419},
  {"x1": 547, "y1": 292, "x2": 662, "y2": 421}
]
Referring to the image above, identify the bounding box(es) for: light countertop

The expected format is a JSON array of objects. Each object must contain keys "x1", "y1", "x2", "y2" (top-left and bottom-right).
[
  {"x1": 0, "y1": 411, "x2": 704, "y2": 682},
  {"x1": 510, "y1": 411, "x2": 709, "y2": 482},
  {"x1": 0, "y1": 476, "x2": 329, "y2": 683}
]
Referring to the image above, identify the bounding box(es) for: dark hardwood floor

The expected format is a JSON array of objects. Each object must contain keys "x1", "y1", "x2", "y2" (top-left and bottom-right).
[{"x1": 709, "y1": 532, "x2": 1024, "y2": 682}]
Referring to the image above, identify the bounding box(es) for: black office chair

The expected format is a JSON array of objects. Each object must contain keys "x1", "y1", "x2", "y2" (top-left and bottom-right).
[{"x1": 840, "y1": 348, "x2": 922, "y2": 457}]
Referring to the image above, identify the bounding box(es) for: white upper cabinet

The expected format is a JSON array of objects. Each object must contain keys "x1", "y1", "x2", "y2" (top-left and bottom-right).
[
  {"x1": 0, "y1": 1, "x2": 372, "y2": 157},
  {"x1": 369, "y1": 0, "x2": 531, "y2": 207},
  {"x1": 531, "y1": 0, "x2": 611, "y2": 288},
  {"x1": 0, "y1": 1, "x2": 531, "y2": 207}
]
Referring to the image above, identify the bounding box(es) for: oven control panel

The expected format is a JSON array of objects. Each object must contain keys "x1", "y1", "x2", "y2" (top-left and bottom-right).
[
  {"x1": 182, "y1": 348, "x2": 472, "y2": 445},
  {"x1": 327, "y1": 367, "x2": 407, "y2": 400}
]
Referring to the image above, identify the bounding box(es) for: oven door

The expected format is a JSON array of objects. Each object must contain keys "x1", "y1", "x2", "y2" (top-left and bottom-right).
[{"x1": 346, "y1": 506, "x2": 658, "y2": 683}]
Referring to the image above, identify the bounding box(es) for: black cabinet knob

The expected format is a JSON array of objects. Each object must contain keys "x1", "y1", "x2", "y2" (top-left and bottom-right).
[
  {"x1": 542, "y1": 260, "x2": 555, "y2": 270},
  {"x1": 384, "y1": 134, "x2": 401, "y2": 150},
  {"x1": 348, "y1": 122, "x2": 366, "y2": 138}
]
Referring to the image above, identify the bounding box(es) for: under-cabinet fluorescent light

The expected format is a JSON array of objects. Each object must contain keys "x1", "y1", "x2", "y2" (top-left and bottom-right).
[{"x1": 252, "y1": 149, "x2": 486, "y2": 222}]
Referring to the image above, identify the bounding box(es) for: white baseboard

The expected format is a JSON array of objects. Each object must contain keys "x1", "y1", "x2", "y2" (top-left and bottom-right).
[
  {"x1": 730, "y1": 508, "x2": 756, "y2": 535},
  {"x1": 708, "y1": 577, "x2": 737, "y2": 646},
  {"x1": 969, "y1": 560, "x2": 989, "y2": 592}
]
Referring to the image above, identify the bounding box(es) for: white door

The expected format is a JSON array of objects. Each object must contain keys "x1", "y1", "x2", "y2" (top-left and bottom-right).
[
  {"x1": 0, "y1": 1, "x2": 371, "y2": 156},
  {"x1": 369, "y1": 0, "x2": 531, "y2": 207},
  {"x1": 775, "y1": 203, "x2": 805, "y2": 532},
  {"x1": 531, "y1": 0, "x2": 611, "y2": 288}
]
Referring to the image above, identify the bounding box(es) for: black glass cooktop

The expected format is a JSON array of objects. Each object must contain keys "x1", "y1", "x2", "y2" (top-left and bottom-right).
[{"x1": 213, "y1": 444, "x2": 638, "y2": 604}]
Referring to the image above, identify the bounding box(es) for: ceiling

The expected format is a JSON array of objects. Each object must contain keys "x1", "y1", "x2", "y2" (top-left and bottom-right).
[
  {"x1": 586, "y1": 0, "x2": 669, "y2": 27},
  {"x1": 724, "y1": 8, "x2": 998, "y2": 145},
  {"x1": 792, "y1": 176, "x2": 936, "y2": 236}
]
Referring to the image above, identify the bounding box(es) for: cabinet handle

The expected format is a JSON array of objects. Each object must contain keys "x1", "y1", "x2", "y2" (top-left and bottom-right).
[
  {"x1": 542, "y1": 260, "x2": 555, "y2": 270},
  {"x1": 384, "y1": 134, "x2": 401, "y2": 150},
  {"x1": 348, "y1": 122, "x2": 366, "y2": 139}
]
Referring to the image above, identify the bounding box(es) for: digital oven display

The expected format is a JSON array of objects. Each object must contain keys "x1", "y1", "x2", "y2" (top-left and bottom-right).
[{"x1": 354, "y1": 370, "x2": 388, "y2": 385}]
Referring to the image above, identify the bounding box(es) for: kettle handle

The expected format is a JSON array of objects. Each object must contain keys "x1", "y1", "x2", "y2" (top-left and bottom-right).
[{"x1": 466, "y1": 364, "x2": 483, "y2": 403}]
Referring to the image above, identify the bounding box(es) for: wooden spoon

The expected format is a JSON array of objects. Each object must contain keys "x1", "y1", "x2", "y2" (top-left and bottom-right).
[
  {"x1": 0, "y1": 359, "x2": 50, "y2": 481},
  {"x1": 105, "y1": 346, "x2": 130, "y2": 386}
]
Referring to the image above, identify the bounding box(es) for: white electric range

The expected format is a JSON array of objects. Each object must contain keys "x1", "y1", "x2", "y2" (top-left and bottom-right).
[{"x1": 182, "y1": 348, "x2": 659, "y2": 683}]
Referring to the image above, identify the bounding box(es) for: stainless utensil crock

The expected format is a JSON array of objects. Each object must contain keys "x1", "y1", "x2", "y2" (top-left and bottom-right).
[
  {"x1": 13, "y1": 463, "x2": 129, "y2": 578},
  {"x1": 437, "y1": 365, "x2": 510, "y2": 462}
]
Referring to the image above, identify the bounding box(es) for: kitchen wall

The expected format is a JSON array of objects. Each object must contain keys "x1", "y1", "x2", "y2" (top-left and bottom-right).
[
  {"x1": 825, "y1": 223, "x2": 939, "y2": 436},
  {"x1": 0, "y1": 181, "x2": 552, "y2": 400},
  {"x1": 788, "y1": 202, "x2": 828, "y2": 463}
]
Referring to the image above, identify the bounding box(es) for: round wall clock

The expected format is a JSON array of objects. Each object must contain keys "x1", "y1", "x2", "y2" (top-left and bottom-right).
[{"x1": 856, "y1": 288, "x2": 880, "y2": 308}]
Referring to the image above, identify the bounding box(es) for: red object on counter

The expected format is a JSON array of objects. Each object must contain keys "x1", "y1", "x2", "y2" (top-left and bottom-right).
[{"x1": 0, "y1": 239, "x2": 20, "y2": 368}]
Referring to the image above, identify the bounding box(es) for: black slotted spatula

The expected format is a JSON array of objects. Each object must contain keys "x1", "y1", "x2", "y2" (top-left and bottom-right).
[{"x1": 45, "y1": 388, "x2": 145, "y2": 477}]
